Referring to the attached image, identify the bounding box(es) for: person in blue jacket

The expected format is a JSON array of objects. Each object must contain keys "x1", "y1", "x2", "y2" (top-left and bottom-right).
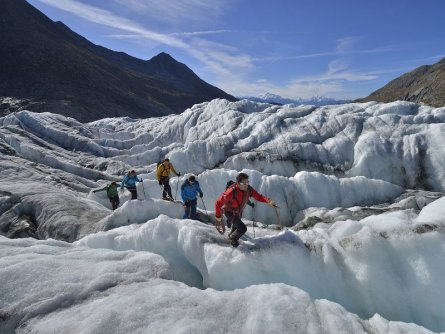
[
  {"x1": 181, "y1": 175, "x2": 203, "y2": 219},
  {"x1": 121, "y1": 170, "x2": 143, "y2": 200}
]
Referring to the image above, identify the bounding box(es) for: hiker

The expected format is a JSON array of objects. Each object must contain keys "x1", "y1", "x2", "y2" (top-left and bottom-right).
[
  {"x1": 215, "y1": 172, "x2": 277, "y2": 247},
  {"x1": 121, "y1": 170, "x2": 143, "y2": 200},
  {"x1": 93, "y1": 181, "x2": 120, "y2": 210},
  {"x1": 156, "y1": 158, "x2": 180, "y2": 201},
  {"x1": 181, "y1": 175, "x2": 203, "y2": 219},
  {"x1": 225, "y1": 180, "x2": 255, "y2": 214}
]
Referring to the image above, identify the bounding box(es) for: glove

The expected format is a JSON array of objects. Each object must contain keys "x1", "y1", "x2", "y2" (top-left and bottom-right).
[
  {"x1": 185, "y1": 199, "x2": 191, "y2": 207},
  {"x1": 177, "y1": 172, "x2": 181, "y2": 176},
  {"x1": 199, "y1": 193, "x2": 203, "y2": 198},
  {"x1": 215, "y1": 216, "x2": 225, "y2": 235},
  {"x1": 139, "y1": 179, "x2": 143, "y2": 182},
  {"x1": 158, "y1": 180, "x2": 162, "y2": 185},
  {"x1": 268, "y1": 199, "x2": 278, "y2": 208},
  {"x1": 247, "y1": 201, "x2": 254, "y2": 208}
]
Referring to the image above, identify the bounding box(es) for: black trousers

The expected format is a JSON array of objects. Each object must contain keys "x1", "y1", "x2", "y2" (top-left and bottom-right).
[
  {"x1": 127, "y1": 186, "x2": 137, "y2": 200},
  {"x1": 109, "y1": 196, "x2": 120, "y2": 210},
  {"x1": 160, "y1": 176, "x2": 172, "y2": 199},
  {"x1": 224, "y1": 212, "x2": 247, "y2": 241}
]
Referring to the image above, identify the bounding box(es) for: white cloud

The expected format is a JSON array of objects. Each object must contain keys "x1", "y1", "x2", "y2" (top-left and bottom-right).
[
  {"x1": 411, "y1": 54, "x2": 445, "y2": 63},
  {"x1": 36, "y1": 0, "x2": 250, "y2": 81},
  {"x1": 217, "y1": 57, "x2": 381, "y2": 99},
  {"x1": 168, "y1": 30, "x2": 236, "y2": 37},
  {"x1": 107, "y1": 30, "x2": 235, "y2": 39},
  {"x1": 327, "y1": 59, "x2": 350, "y2": 75},
  {"x1": 222, "y1": 37, "x2": 403, "y2": 99},
  {"x1": 37, "y1": 0, "x2": 187, "y2": 48},
  {"x1": 335, "y1": 36, "x2": 360, "y2": 52},
  {"x1": 253, "y1": 39, "x2": 400, "y2": 63},
  {"x1": 113, "y1": 0, "x2": 229, "y2": 24}
]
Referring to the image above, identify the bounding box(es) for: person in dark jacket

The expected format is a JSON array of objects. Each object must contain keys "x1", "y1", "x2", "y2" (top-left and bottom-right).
[
  {"x1": 93, "y1": 181, "x2": 120, "y2": 210},
  {"x1": 121, "y1": 170, "x2": 142, "y2": 200},
  {"x1": 215, "y1": 172, "x2": 276, "y2": 247},
  {"x1": 181, "y1": 175, "x2": 203, "y2": 219}
]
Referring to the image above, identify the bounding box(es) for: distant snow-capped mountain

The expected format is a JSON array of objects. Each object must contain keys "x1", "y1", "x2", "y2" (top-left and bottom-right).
[{"x1": 238, "y1": 93, "x2": 350, "y2": 106}]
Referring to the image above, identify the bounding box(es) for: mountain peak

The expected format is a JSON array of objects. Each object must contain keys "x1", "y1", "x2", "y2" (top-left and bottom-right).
[
  {"x1": 151, "y1": 52, "x2": 175, "y2": 61},
  {"x1": 238, "y1": 93, "x2": 350, "y2": 106},
  {"x1": 147, "y1": 52, "x2": 183, "y2": 68}
]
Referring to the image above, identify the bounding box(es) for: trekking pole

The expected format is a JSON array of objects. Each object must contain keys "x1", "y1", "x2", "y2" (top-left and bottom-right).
[
  {"x1": 273, "y1": 206, "x2": 283, "y2": 230},
  {"x1": 141, "y1": 180, "x2": 147, "y2": 200},
  {"x1": 252, "y1": 205, "x2": 256, "y2": 238},
  {"x1": 200, "y1": 197, "x2": 208, "y2": 215},
  {"x1": 174, "y1": 175, "x2": 179, "y2": 200}
]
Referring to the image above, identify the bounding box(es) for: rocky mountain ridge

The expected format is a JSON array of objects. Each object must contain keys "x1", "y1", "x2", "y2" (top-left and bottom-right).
[
  {"x1": 0, "y1": 0, "x2": 236, "y2": 122},
  {"x1": 357, "y1": 57, "x2": 445, "y2": 107}
]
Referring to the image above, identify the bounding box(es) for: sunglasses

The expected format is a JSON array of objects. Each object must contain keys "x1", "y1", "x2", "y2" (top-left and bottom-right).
[{"x1": 239, "y1": 181, "x2": 249, "y2": 185}]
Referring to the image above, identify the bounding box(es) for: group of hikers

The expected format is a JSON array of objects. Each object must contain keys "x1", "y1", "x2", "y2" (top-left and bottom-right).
[{"x1": 93, "y1": 158, "x2": 277, "y2": 247}]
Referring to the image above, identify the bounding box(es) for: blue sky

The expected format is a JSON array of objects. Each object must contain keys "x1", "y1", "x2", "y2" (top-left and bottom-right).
[{"x1": 27, "y1": 0, "x2": 445, "y2": 99}]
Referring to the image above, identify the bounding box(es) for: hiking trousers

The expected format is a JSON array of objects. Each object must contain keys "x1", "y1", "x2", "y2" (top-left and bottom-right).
[
  {"x1": 108, "y1": 196, "x2": 120, "y2": 210},
  {"x1": 183, "y1": 198, "x2": 198, "y2": 219},
  {"x1": 224, "y1": 212, "x2": 247, "y2": 241},
  {"x1": 160, "y1": 176, "x2": 172, "y2": 199},
  {"x1": 126, "y1": 186, "x2": 137, "y2": 200}
]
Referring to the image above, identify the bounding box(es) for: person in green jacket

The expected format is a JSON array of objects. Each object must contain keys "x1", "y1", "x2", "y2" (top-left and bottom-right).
[{"x1": 93, "y1": 181, "x2": 120, "y2": 210}]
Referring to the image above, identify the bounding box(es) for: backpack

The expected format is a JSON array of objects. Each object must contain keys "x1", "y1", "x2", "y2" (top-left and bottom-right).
[
  {"x1": 225, "y1": 180, "x2": 235, "y2": 190},
  {"x1": 156, "y1": 160, "x2": 165, "y2": 173}
]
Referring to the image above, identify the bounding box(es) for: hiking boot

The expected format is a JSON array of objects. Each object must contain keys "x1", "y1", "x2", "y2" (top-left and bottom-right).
[
  {"x1": 228, "y1": 229, "x2": 239, "y2": 247},
  {"x1": 228, "y1": 227, "x2": 237, "y2": 240},
  {"x1": 228, "y1": 231, "x2": 234, "y2": 240},
  {"x1": 163, "y1": 196, "x2": 174, "y2": 202}
]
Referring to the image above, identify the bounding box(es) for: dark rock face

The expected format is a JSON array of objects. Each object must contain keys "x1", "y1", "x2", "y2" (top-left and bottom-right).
[
  {"x1": 0, "y1": 0, "x2": 236, "y2": 122},
  {"x1": 357, "y1": 58, "x2": 445, "y2": 108}
]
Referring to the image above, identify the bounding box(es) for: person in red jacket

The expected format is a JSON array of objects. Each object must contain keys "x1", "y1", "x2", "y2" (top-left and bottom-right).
[{"x1": 215, "y1": 172, "x2": 277, "y2": 247}]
